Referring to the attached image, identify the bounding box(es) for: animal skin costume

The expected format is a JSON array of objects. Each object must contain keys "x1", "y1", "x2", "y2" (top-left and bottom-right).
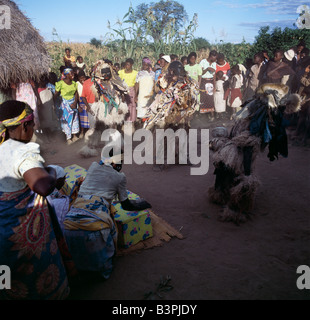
[
  {"x1": 144, "y1": 61, "x2": 199, "y2": 131},
  {"x1": 209, "y1": 83, "x2": 301, "y2": 224}
]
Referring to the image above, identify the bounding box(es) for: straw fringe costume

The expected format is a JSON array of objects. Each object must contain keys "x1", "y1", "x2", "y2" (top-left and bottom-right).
[
  {"x1": 79, "y1": 61, "x2": 129, "y2": 158},
  {"x1": 209, "y1": 83, "x2": 301, "y2": 224}
]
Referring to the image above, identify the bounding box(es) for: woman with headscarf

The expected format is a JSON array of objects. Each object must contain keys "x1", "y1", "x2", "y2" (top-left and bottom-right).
[
  {"x1": 55, "y1": 68, "x2": 80, "y2": 144},
  {"x1": 135, "y1": 57, "x2": 155, "y2": 120},
  {"x1": 0, "y1": 101, "x2": 75, "y2": 300}
]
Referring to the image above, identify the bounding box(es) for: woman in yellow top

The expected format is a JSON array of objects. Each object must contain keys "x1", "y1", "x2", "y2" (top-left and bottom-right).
[
  {"x1": 55, "y1": 69, "x2": 80, "y2": 144},
  {"x1": 118, "y1": 58, "x2": 138, "y2": 122}
]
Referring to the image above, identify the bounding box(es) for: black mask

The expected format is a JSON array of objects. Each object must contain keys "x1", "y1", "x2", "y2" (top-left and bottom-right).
[{"x1": 101, "y1": 68, "x2": 112, "y2": 80}]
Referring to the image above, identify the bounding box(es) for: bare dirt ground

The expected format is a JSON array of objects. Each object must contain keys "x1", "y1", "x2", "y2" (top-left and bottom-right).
[{"x1": 40, "y1": 115, "x2": 310, "y2": 300}]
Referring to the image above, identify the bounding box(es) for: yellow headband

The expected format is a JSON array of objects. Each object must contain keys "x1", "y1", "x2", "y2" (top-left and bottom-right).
[{"x1": 0, "y1": 105, "x2": 34, "y2": 145}]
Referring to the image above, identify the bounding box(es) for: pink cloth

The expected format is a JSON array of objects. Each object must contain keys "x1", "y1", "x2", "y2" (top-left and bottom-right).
[{"x1": 16, "y1": 83, "x2": 39, "y2": 129}]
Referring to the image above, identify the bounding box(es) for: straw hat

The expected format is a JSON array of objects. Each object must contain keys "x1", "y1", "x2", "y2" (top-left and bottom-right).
[
  {"x1": 162, "y1": 55, "x2": 171, "y2": 63},
  {"x1": 284, "y1": 49, "x2": 295, "y2": 61}
]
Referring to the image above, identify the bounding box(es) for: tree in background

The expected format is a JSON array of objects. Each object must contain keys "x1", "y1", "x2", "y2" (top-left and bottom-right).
[
  {"x1": 249, "y1": 26, "x2": 310, "y2": 59},
  {"x1": 50, "y1": 3, "x2": 310, "y2": 73},
  {"x1": 89, "y1": 38, "x2": 103, "y2": 48},
  {"x1": 129, "y1": 0, "x2": 188, "y2": 42},
  {"x1": 193, "y1": 37, "x2": 211, "y2": 50}
]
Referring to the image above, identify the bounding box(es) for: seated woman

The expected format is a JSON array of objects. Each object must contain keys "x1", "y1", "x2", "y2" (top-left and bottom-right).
[
  {"x1": 63, "y1": 150, "x2": 152, "y2": 279},
  {"x1": 0, "y1": 101, "x2": 74, "y2": 300}
]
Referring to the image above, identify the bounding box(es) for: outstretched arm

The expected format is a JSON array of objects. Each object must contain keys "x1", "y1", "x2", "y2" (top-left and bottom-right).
[
  {"x1": 118, "y1": 175, "x2": 152, "y2": 212},
  {"x1": 121, "y1": 198, "x2": 152, "y2": 212}
]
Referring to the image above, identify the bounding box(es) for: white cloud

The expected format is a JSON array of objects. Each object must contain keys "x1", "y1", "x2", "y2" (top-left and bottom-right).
[
  {"x1": 238, "y1": 19, "x2": 296, "y2": 30},
  {"x1": 215, "y1": 0, "x2": 307, "y2": 15}
]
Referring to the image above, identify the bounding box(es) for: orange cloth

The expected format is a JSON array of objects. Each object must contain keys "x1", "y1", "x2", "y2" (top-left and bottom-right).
[{"x1": 81, "y1": 78, "x2": 96, "y2": 104}]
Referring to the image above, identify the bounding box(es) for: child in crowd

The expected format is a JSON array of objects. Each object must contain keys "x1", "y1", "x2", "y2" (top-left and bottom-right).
[
  {"x1": 47, "y1": 72, "x2": 62, "y2": 121},
  {"x1": 47, "y1": 72, "x2": 57, "y2": 94},
  {"x1": 181, "y1": 56, "x2": 188, "y2": 66},
  {"x1": 216, "y1": 53, "x2": 231, "y2": 80},
  {"x1": 185, "y1": 52, "x2": 203, "y2": 111},
  {"x1": 243, "y1": 52, "x2": 265, "y2": 102},
  {"x1": 37, "y1": 75, "x2": 58, "y2": 140},
  {"x1": 214, "y1": 71, "x2": 226, "y2": 118},
  {"x1": 77, "y1": 71, "x2": 90, "y2": 137},
  {"x1": 76, "y1": 56, "x2": 86, "y2": 71},
  {"x1": 114, "y1": 63, "x2": 121, "y2": 74},
  {"x1": 185, "y1": 52, "x2": 202, "y2": 85},
  {"x1": 225, "y1": 65, "x2": 243, "y2": 120},
  {"x1": 199, "y1": 50, "x2": 218, "y2": 119},
  {"x1": 63, "y1": 48, "x2": 76, "y2": 68},
  {"x1": 170, "y1": 54, "x2": 178, "y2": 62}
]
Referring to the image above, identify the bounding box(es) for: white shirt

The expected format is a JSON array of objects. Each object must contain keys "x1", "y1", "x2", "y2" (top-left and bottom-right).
[
  {"x1": 200, "y1": 59, "x2": 217, "y2": 79},
  {"x1": 0, "y1": 139, "x2": 45, "y2": 192},
  {"x1": 79, "y1": 162, "x2": 128, "y2": 204}
]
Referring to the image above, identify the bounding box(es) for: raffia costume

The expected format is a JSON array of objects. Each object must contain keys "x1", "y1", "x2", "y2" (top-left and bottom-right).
[
  {"x1": 209, "y1": 83, "x2": 301, "y2": 224},
  {"x1": 79, "y1": 61, "x2": 129, "y2": 157}
]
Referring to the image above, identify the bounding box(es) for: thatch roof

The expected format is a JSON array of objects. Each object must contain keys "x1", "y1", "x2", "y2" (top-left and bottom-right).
[{"x1": 0, "y1": 0, "x2": 50, "y2": 89}]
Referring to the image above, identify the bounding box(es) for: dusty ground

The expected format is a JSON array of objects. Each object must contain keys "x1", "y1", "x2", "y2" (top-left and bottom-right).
[{"x1": 40, "y1": 115, "x2": 310, "y2": 300}]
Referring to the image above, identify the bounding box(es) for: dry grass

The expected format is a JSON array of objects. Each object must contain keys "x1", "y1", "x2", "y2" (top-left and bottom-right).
[
  {"x1": 46, "y1": 41, "x2": 211, "y2": 75},
  {"x1": 46, "y1": 42, "x2": 108, "y2": 74}
]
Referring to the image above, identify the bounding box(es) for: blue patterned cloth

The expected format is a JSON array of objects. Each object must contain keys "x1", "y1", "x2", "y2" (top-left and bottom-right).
[
  {"x1": 63, "y1": 195, "x2": 117, "y2": 279},
  {"x1": 47, "y1": 83, "x2": 56, "y2": 95},
  {"x1": 64, "y1": 228, "x2": 116, "y2": 279},
  {"x1": 78, "y1": 98, "x2": 90, "y2": 129},
  {"x1": 0, "y1": 188, "x2": 70, "y2": 300},
  {"x1": 60, "y1": 97, "x2": 80, "y2": 140}
]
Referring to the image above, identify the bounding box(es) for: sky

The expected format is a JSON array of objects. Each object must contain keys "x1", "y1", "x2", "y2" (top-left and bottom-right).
[{"x1": 14, "y1": 0, "x2": 307, "y2": 44}]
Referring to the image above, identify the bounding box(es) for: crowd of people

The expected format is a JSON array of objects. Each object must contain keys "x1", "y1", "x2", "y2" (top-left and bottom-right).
[
  {"x1": 1, "y1": 41, "x2": 310, "y2": 300},
  {"x1": 4, "y1": 42, "x2": 310, "y2": 145}
]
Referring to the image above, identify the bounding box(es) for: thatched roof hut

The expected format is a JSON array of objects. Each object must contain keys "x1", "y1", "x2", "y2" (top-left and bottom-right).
[{"x1": 0, "y1": 0, "x2": 50, "y2": 90}]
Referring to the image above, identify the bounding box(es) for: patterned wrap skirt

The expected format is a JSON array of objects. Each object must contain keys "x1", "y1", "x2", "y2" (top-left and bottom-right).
[
  {"x1": 60, "y1": 97, "x2": 80, "y2": 140},
  {"x1": 0, "y1": 188, "x2": 75, "y2": 300},
  {"x1": 63, "y1": 195, "x2": 117, "y2": 279},
  {"x1": 78, "y1": 98, "x2": 90, "y2": 129}
]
